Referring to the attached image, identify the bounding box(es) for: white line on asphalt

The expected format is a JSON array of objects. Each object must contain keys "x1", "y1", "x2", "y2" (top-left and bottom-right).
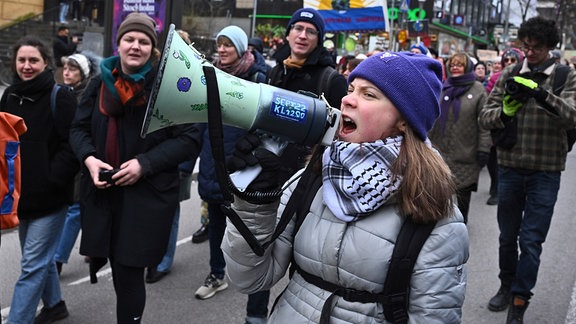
[{"x1": 68, "y1": 236, "x2": 193, "y2": 286}]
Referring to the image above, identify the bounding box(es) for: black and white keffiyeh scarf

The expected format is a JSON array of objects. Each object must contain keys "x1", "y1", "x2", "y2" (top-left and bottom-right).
[{"x1": 322, "y1": 136, "x2": 403, "y2": 222}]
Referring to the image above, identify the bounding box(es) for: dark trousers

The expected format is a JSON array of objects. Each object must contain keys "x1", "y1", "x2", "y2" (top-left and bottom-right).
[
  {"x1": 487, "y1": 146, "x2": 498, "y2": 196},
  {"x1": 110, "y1": 260, "x2": 146, "y2": 323},
  {"x1": 497, "y1": 166, "x2": 560, "y2": 298}
]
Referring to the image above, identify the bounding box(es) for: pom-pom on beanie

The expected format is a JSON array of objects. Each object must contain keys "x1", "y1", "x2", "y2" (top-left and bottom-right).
[
  {"x1": 217, "y1": 26, "x2": 248, "y2": 57},
  {"x1": 348, "y1": 52, "x2": 443, "y2": 141},
  {"x1": 116, "y1": 12, "x2": 158, "y2": 48},
  {"x1": 286, "y1": 8, "x2": 325, "y2": 44}
]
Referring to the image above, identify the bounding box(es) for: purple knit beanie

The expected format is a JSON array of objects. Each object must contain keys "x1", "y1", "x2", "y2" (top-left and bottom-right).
[{"x1": 348, "y1": 52, "x2": 443, "y2": 141}]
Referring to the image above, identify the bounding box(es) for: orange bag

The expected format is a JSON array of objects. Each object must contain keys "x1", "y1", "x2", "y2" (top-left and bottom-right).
[{"x1": 0, "y1": 112, "x2": 27, "y2": 230}]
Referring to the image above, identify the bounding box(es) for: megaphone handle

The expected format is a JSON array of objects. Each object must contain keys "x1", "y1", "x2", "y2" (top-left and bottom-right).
[{"x1": 229, "y1": 136, "x2": 287, "y2": 192}]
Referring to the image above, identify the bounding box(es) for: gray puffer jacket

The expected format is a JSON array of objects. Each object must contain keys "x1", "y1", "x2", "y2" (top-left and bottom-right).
[{"x1": 222, "y1": 171, "x2": 469, "y2": 323}]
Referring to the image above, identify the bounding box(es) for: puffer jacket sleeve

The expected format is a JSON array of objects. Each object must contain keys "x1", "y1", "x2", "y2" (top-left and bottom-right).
[
  {"x1": 222, "y1": 171, "x2": 302, "y2": 293},
  {"x1": 408, "y1": 211, "x2": 469, "y2": 323}
]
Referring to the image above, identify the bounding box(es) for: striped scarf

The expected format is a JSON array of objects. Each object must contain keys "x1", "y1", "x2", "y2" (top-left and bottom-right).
[{"x1": 322, "y1": 137, "x2": 403, "y2": 222}]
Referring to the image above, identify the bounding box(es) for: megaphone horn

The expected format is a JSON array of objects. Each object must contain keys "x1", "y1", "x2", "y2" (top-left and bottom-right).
[{"x1": 141, "y1": 24, "x2": 340, "y2": 147}]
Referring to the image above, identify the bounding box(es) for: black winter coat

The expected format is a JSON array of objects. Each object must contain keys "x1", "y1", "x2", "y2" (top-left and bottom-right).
[
  {"x1": 0, "y1": 69, "x2": 79, "y2": 219},
  {"x1": 69, "y1": 63, "x2": 201, "y2": 267}
]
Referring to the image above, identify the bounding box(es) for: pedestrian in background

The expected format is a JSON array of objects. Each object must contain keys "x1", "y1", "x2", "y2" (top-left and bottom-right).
[
  {"x1": 191, "y1": 25, "x2": 270, "y2": 324},
  {"x1": 479, "y1": 16, "x2": 576, "y2": 323},
  {"x1": 55, "y1": 52, "x2": 101, "y2": 275},
  {"x1": 484, "y1": 48, "x2": 524, "y2": 206},
  {"x1": 429, "y1": 53, "x2": 491, "y2": 224},
  {"x1": 53, "y1": 26, "x2": 79, "y2": 83},
  {"x1": 69, "y1": 13, "x2": 200, "y2": 323},
  {"x1": 222, "y1": 52, "x2": 468, "y2": 323},
  {"x1": 1, "y1": 35, "x2": 78, "y2": 324}
]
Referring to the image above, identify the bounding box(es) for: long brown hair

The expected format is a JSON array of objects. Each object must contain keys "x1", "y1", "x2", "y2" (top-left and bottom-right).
[{"x1": 391, "y1": 127, "x2": 456, "y2": 224}]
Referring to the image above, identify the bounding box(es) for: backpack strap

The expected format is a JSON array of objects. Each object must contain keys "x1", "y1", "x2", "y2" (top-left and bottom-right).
[
  {"x1": 290, "y1": 215, "x2": 436, "y2": 324},
  {"x1": 50, "y1": 83, "x2": 62, "y2": 117},
  {"x1": 382, "y1": 217, "x2": 436, "y2": 323}
]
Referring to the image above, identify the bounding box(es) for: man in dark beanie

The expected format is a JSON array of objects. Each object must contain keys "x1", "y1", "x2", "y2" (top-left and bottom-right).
[{"x1": 267, "y1": 6, "x2": 347, "y2": 186}]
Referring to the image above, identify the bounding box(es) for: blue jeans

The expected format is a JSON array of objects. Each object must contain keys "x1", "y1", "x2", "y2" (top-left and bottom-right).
[
  {"x1": 207, "y1": 203, "x2": 269, "y2": 316},
  {"x1": 156, "y1": 205, "x2": 179, "y2": 272},
  {"x1": 497, "y1": 166, "x2": 560, "y2": 299},
  {"x1": 8, "y1": 206, "x2": 67, "y2": 323},
  {"x1": 54, "y1": 203, "x2": 81, "y2": 264},
  {"x1": 59, "y1": 2, "x2": 70, "y2": 22}
]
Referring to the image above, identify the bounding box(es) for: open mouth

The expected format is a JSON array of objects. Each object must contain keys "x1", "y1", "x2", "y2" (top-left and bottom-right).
[{"x1": 340, "y1": 116, "x2": 357, "y2": 134}]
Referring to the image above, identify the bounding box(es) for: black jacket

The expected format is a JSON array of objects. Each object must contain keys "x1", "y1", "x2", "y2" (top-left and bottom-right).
[
  {"x1": 0, "y1": 70, "x2": 79, "y2": 219},
  {"x1": 53, "y1": 35, "x2": 77, "y2": 67},
  {"x1": 69, "y1": 61, "x2": 201, "y2": 267}
]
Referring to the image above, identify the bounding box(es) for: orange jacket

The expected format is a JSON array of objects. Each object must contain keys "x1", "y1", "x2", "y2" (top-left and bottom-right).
[{"x1": 0, "y1": 112, "x2": 27, "y2": 229}]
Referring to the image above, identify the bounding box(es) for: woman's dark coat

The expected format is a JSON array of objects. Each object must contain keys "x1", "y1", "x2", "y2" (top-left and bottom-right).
[{"x1": 69, "y1": 68, "x2": 201, "y2": 267}]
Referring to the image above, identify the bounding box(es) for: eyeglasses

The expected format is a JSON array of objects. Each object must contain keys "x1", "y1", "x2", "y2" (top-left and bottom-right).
[
  {"x1": 503, "y1": 58, "x2": 517, "y2": 63},
  {"x1": 520, "y1": 43, "x2": 547, "y2": 54},
  {"x1": 449, "y1": 63, "x2": 464, "y2": 68},
  {"x1": 291, "y1": 24, "x2": 319, "y2": 38}
]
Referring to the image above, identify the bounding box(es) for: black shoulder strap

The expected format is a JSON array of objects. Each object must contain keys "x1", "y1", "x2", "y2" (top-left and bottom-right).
[
  {"x1": 317, "y1": 66, "x2": 337, "y2": 97},
  {"x1": 50, "y1": 83, "x2": 62, "y2": 117},
  {"x1": 552, "y1": 64, "x2": 570, "y2": 96},
  {"x1": 382, "y1": 217, "x2": 436, "y2": 324}
]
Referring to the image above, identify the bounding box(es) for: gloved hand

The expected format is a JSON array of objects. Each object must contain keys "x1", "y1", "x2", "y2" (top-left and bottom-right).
[
  {"x1": 505, "y1": 76, "x2": 548, "y2": 102},
  {"x1": 476, "y1": 151, "x2": 489, "y2": 168},
  {"x1": 227, "y1": 133, "x2": 261, "y2": 172},
  {"x1": 227, "y1": 133, "x2": 282, "y2": 191},
  {"x1": 502, "y1": 95, "x2": 523, "y2": 117}
]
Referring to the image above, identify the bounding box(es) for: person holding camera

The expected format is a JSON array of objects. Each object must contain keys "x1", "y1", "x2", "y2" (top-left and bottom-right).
[
  {"x1": 429, "y1": 52, "x2": 491, "y2": 224},
  {"x1": 69, "y1": 13, "x2": 199, "y2": 323},
  {"x1": 479, "y1": 16, "x2": 576, "y2": 323}
]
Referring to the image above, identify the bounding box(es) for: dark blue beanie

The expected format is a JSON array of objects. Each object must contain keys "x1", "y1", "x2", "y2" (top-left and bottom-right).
[
  {"x1": 348, "y1": 52, "x2": 443, "y2": 141},
  {"x1": 286, "y1": 8, "x2": 325, "y2": 44}
]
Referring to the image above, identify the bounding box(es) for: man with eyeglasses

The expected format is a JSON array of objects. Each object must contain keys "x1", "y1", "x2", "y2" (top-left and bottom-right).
[
  {"x1": 266, "y1": 7, "x2": 347, "y2": 193},
  {"x1": 479, "y1": 16, "x2": 576, "y2": 324}
]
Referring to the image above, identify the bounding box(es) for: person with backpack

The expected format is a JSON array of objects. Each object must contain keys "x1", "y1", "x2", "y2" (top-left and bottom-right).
[
  {"x1": 222, "y1": 52, "x2": 469, "y2": 323},
  {"x1": 479, "y1": 16, "x2": 576, "y2": 323},
  {"x1": 1, "y1": 36, "x2": 78, "y2": 324}
]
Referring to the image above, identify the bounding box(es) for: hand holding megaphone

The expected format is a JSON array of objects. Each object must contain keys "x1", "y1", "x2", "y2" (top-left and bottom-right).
[{"x1": 228, "y1": 134, "x2": 287, "y2": 192}]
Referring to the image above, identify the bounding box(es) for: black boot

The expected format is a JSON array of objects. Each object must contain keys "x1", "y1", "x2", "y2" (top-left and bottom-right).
[
  {"x1": 488, "y1": 285, "x2": 511, "y2": 311},
  {"x1": 192, "y1": 224, "x2": 208, "y2": 243},
  {"x1": 506, "y1": 295, "x2": 529, "y2": 324},
  {"x1": 89, "y1": 257, "x2": 108, "y2": 284}
]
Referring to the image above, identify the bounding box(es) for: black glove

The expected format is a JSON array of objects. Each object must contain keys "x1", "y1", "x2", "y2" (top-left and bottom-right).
[
  {"x1": 227, "y1": 133, "x2": 261, "y2": 172},
  {"x1": 476, "y1": 151, "x2": 489, "y2": 168},
  {"x1": 248, "y1": 148, "x2": 282, "y2": 191},
  {"x1": 227, "y1": 133, "x2": 282, "y2": 191}
]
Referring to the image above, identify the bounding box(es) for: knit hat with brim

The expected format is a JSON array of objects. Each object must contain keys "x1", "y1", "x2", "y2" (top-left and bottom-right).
[
  {"x1": 348, "y1": 52, "x2": 443, "y2": 141},
  {"x1": 116, "y1": 12, "x2": 157, "y2": 48}
]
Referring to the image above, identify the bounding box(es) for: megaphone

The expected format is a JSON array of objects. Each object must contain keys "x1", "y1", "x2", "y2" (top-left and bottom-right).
[{"x1": 141, "y1": 24, "x2": 340, "y2": 149}]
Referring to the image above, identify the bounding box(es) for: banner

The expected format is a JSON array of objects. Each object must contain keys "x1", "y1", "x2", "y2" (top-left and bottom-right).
[
  {"x1": 319, "y1": 7, "x2": 386, "y2": 32},
  {"x1": 305, "y1": 0, "x2": 388, "y2": 32},
  {"x1": 112, "y1": 0, "x2": 167, "y2": 53}
]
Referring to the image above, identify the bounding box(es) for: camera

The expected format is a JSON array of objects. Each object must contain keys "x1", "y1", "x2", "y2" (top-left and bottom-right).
[
  {"x1": 99, "y1": 169, "x2": 120, "y2": 184},
  {"x1": 504, "y1": 77, "x2": 521, "y2": 96}
]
